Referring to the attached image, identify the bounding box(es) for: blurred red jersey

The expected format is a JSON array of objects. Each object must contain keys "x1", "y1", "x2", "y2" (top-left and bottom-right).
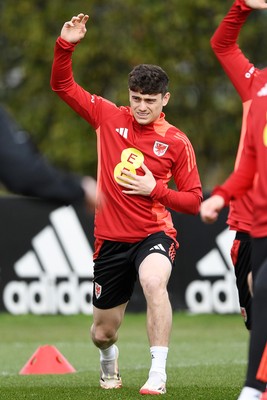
[
  {"x1": 210, "y1": 0, "x2": 259, "y2": 233},
  {"x1": 214, "y1": 68, "x2": 267, "y2": 238}
]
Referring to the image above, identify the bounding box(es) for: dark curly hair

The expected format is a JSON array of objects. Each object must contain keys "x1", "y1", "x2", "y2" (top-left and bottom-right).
[{"x1": 128, "y1": 64, "x2": 169, "y2": 95}]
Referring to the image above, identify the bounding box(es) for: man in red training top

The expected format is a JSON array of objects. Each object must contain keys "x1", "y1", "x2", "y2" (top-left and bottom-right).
[
  {"x1": 50, "y1": 13, "x2": 202, "y2": 396},
  {"x1": 201, "y1": 13, "x2": 267, "y2": 398}
]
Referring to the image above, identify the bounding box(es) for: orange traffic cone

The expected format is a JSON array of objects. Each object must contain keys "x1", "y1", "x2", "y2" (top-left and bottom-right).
[{"x1": 19, "y1": 345, "x2": 76, "y2": 375}]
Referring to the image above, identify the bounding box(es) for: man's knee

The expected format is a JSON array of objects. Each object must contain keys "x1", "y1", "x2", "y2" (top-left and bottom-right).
[
  {"x1": 141, "y1": 274, "x2": 164, "y2": 291},
  {"x1": 91, "y1": 323, "x2": 118, "y2": 347},
  {"x1": 140, "y1": 276, "x2": 169, "y2": 306}
]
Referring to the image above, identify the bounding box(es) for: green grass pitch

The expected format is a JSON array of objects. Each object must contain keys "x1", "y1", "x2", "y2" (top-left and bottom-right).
[{"x1": 0, "y1": 312, "x2": 248, "y2": 399}]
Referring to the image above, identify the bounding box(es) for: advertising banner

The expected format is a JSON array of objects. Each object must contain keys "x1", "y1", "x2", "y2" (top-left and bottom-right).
[{"x1": 0, "y1": 196, "x2": 239, "y2": 315}]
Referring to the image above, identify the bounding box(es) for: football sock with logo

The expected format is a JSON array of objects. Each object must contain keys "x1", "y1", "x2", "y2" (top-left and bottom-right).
[
  {"x1": 99, "y1": 344, "x2": 116, "y2": 361},
  {"x1": 149, "y1": 346, "x2": 168, "y2": 383}
]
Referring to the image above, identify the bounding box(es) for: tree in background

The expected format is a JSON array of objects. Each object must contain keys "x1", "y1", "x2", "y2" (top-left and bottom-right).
[{"x1": 1, "y1": 0, "x2": 266, "y2": 190}]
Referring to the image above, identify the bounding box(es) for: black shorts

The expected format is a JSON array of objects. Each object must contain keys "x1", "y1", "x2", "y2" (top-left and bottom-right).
[
  {"x1": 230, "y1": 231, "x2": 252, "y2": 330},
  {"x1": 93, "y1": 231, "x2": 177, "y2": 309}
]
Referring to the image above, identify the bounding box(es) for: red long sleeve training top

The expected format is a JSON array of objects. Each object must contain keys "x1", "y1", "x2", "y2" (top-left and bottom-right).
[{"x1": 51, "y1": 37, "x2": 202, "y2": 254}]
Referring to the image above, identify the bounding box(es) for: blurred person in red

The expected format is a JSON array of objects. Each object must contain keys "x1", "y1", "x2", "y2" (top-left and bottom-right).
[
  {"x1": 210, "y1": 0, "x2": 267, "y2": 331},
  {"x1": 201, "y1": 4, "x2": 267, "y2": 398}
]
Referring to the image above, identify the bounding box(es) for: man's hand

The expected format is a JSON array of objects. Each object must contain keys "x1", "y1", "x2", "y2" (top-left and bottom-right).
[
  {"x1": 244, "y1": 0, "x2": 267, "y2": 9},
  {"x1": 247, "y1": 271, "x2": 253, "y2": 297},
  {"x1": 116, "y1": 163, "x2": 156, "y2": 196},
  {"x1": 81, "y1": 176, "x2": 97, "y2": 213},
  {"x1": 61, "y1": 13, "x2": 89, "y2": 43},
  {"x1": 200, "y1": 195, "x2": 225, "y2": 224}
]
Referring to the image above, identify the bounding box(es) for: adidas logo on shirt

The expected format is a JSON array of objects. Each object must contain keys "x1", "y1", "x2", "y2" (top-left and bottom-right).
[
  {"x1": 116, "y1": 128, "x2": 128, "y2": 139},
  {"x1": 257, "y1": 83, "x2": 267, "y2": 97}
]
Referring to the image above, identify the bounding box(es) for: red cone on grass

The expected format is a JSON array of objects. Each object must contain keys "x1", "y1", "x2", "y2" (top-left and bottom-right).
[{"x1": 19, "y1": 345, "x2": 76, "y2": 375}]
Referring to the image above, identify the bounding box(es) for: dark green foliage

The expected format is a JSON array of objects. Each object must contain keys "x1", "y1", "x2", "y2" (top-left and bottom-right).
[{"x1": 1, "y1": 1, "x2": 267, "y2": 188}]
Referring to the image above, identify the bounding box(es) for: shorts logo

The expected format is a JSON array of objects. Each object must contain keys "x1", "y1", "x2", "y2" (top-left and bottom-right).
[
  {"x1": 153, "y1": 141, "x2": 168, "y2": 157},
  {"x1": 149, "y1": 244, "x2": 166, "y2": 252},
  {"x1": 95, "y1": 282, "x2": 102, "y2": 299}
]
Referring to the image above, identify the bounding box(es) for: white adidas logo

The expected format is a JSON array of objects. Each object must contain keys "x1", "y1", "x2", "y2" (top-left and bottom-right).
[
  {"x1": 116, "y1": 127, "x2": 128, "y2": 139},
  {"x1": 257, "y1": 83, "x2": 267, "y2": 97},
  {"x1": 185, "y1": 229, "x2": 239, "y2": 314},
  {"x1": 3, "y1": 206, "x2": 94, "y2": 315},
  {"x1": 149, "y1": 244, "x2": 166, "y2": 252}
]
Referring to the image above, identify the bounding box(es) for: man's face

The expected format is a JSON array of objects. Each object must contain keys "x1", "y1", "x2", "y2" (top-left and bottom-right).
[{"x1": 129, "y1": 90, "x2": 170, "y2": 125}]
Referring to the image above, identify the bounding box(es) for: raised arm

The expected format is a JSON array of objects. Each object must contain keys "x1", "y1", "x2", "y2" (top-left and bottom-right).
[
  {"x1": 60, "y1": 13, "x2": 89, "y2": 43},
  {"x1": 244, "y1": 0, "x2": 267, "y2": 9},
  {"x1": 50, "y1": 12, "x2": 101, "y2": 128}
]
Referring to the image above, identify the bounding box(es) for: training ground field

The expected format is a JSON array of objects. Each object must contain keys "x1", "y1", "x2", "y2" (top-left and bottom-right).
[{"x1": 0, "y1": 312, "x2": 248, "y2": 399}]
